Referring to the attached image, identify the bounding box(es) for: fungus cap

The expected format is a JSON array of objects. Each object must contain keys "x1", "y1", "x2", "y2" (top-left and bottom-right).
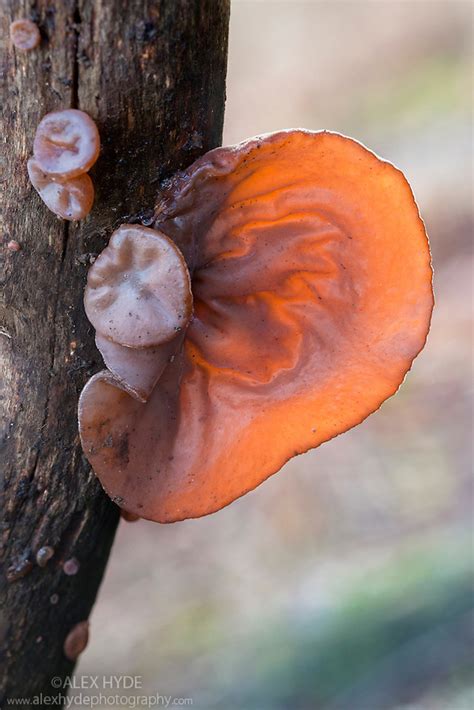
[
  {"x1": 79, "y1": 130, "x2": 433, "y2": 523},
  {"x1": 27, "y1": 157, "x2": 94, "y2": 221},
  {"x1": 10, "y1": 19, "x2": 40, "y2": 51},
  {"x1": 84, "y1": 225, "x2": 193, "y2": 349},
  {"x1": 33, "y1": 109, "x2": 100, "y2": 179}
]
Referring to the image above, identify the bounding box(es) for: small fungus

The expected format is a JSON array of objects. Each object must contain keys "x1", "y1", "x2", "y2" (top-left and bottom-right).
[
  {"x1": 33, "y1": 109, "x2": 100, "y2": 179},
  {"x1": 27, "y1": 157, "x2": 94, "y2": 221},
  {"x1": 7, "y1": 240, "x2": 21, "y2": 251},
  {"x1": 79, "y1": 130, "x2": 433, "y2": 523},
  {"x1": 63, "y1": 557, "x2": 80, "y2": 576},
  {"x1": 7, "y1": 557, "x2": 33, "y2": 583},
  {"x1": 84, "y1": 225, "x2": 192, "y2": 349},
  {"x1": 36, "y1": 545, "x2": 54, "y2": 568},
  {"x1": 28, "y1": 110, "x2": 99, "y2": 220},
  {"x1": 50, "y1": 593, "x2": 59, "y2": 605},
  {"x1": 10, "y1": 19, "x2": 40, "y2": 51},
  {"x1": 64, "y1": 620, "x2": 89, "y2": 661}
]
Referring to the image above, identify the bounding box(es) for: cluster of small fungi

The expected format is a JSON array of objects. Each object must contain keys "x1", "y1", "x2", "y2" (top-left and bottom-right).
[
  {"x1": 27, "y1": 109, "x2": 100, "y2": 221},
  {"x1": 9, "y1": 19, "x2": 98, "y2": 661},
  {"x1": 10, "y1": 17, "x2": 100, "y2": 220}
]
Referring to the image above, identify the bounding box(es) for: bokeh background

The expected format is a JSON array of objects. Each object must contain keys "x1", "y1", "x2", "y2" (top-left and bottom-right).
[{"x1": 75, "y1": 2, "x2": 473, "y2": 708}]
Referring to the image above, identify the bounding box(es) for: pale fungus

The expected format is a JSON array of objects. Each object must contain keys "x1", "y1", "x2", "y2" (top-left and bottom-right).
[
  {"x1": 10, "y1": 19, "x2": 40, "y2": 51},
  {"x1": 33, "y1": 109, "x2": 100, "y2": 180},
  {"x1": 27, "y1": 157, "x2": 94, "y2": 221},
  {"x1": 28, "y1": 109, "x2": 99, "y2": 221}
]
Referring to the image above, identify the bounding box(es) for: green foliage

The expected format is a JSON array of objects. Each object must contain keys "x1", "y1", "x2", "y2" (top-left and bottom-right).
[{"x1": 217, "y1": 536, "x2": 474, "y2": 709}]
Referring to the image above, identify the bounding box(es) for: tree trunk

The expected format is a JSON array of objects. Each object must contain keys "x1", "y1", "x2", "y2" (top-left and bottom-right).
[{"x1": 0, "y1": 0, "x2": 229, "y2": 702}]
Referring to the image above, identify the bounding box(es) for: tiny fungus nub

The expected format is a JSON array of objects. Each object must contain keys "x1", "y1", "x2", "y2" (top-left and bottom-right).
[
  {"x1": 64, "y1": 621, "x2": 89, "y2": 661},
  {"x1": 7, "y1": 558, "x2": 33, "y2": 583},
  {"x1": 36, "y1": 545, "x2": 54, "y2": 568},
  {"x1": 63, "y1": 557, "x2": 80, "y2": 576},
  {"x1": 10, "y1": 19, "x2": 40, "y2": 51}
]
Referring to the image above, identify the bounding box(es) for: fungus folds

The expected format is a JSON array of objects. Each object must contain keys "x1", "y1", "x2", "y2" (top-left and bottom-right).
[
  {"x1": 27, "y1": 158, "x2": 94, "y2": 221},
  {"x1": 28, "y1": 109, "x2": 99, "y2": 221},
  {"x1": 33, "y1": 109, "x2": 100, "y2": 179},
  {"x1": 84, "y1": 225, "x2": 192, "y2": 349},
  {"x1": 79, "y1": 130, "x2": 433, "y2": 523}
]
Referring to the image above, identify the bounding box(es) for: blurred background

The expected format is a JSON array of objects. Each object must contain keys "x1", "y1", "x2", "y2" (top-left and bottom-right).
[{"x1": 75, "y1": 2, "x2": 473, "y2": 708}]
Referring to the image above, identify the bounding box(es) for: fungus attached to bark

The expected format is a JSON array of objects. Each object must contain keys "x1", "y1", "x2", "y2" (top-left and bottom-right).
[
  {"x1": 63, "y1": 557, "x2": 80, "y2": 576},
  {"x1": 35, "y1": 546, "x2": 54, "y2": 568},
  {"x1": 79, "y1": 130, "x2": 433, "y2": 523},
  {"x1": 10, "y1": 19, "x2": 40, "y2": 51},
  {"x1": 27, "y1": 157, "x2": 94, "y2": 221},
  {"x1": 63, "y1": 621, "x2": 89, "y2": 661},
  {"x1": 84, "y1": 225, "x2": 192, "y2": 349},
  {"x1": 33, "y1": 109, "x2": 100, "y2": 180}
]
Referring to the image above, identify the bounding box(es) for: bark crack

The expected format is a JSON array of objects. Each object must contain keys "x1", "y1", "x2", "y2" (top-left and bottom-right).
[
  {"x1": 33, "y1": 0, "x2": 83, "y2": 479},
  {"x1": 72, "y1": 2, "x2": 81, "y2": 111}
]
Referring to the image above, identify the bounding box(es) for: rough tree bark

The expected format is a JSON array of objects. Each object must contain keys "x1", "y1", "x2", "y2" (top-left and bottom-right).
[{"x1": 0, "y1": 0, "x2": 229, "y2": 702}]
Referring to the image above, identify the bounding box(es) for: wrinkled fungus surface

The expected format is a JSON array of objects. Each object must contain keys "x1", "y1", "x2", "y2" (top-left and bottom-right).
[
  {"x1": 33, "y1": 109, "x2": 100, "y2": 179},
  {"x1": 84, "y1": 225, "x2": 193, "y2": 350},
  {"x1": 27, "y1": 157, "x2": 94, "y2": 221},
  {"x1": 10, "y1": 19, "x2": 40, "y2": 51},
  {"x1": 79, "y1": 130, "x2": 433, "y2": 523}
]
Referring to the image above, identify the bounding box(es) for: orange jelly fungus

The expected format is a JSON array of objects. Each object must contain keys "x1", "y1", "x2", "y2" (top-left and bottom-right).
[
  {"x1": 79, "y1": 130, "x2": 433, "y2": 523},
  {"x1": 33, "y1": 109, "x2": 100, "y2": 180},
  {"x1": 10, "y1": 19, "x2": 40, "y2": 51},
  {"x1": 27, "y1": 157, "x2": 94, "y2": 221}
]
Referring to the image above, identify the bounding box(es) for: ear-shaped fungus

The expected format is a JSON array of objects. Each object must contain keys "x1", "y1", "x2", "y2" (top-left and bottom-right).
[
  {"x1": 27, "y1": 158, "x2": 94, "y2": 221},
  {"x1": 84, "y1": 225, "x2": 192, "y2": 403},
  {"x1": 79, "y1": 130, "x2": 433, "y2": 523},
  {"x1": 28, "y1": 109, "x2": 99, "y2": 220},
  {"x1": 33, "y1": 109, "x2": 100, "y2": 179},
  {"x1": 84, "y1": 225, "x2": 192, "y2": 349}
]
